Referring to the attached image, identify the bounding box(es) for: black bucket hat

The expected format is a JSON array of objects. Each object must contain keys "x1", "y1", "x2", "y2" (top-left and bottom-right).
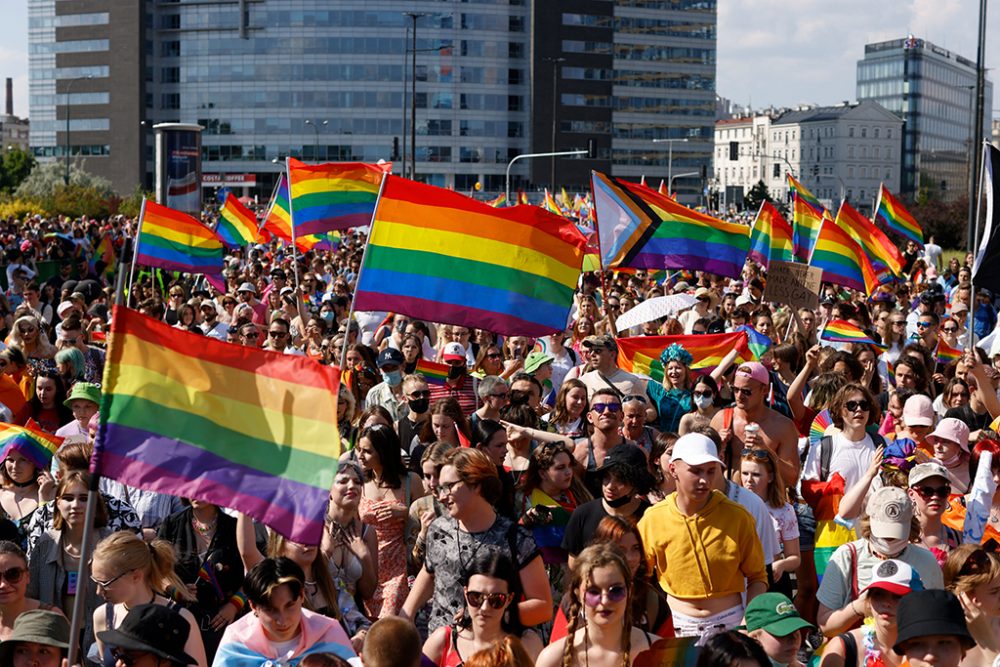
[{"x1": 97, "y1": 604, "x2": 197, "y2": 665}]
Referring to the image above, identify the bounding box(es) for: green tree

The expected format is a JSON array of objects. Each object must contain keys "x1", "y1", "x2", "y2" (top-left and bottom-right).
[
  {"x1": 743, "y1": 180, "x2": 774, "y2": 214},
  {"x1": 15, "y1": 161, "x2": 115, "y2": 217},
  {"x1": 0, "y1": 148, "x2": 35, "y2": 194},
  {"x1": 118, "y1": 184, "x2": 155, "y2": 218}
]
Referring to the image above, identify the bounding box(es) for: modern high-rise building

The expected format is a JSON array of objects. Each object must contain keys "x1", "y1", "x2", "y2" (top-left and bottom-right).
[
  {"x1": 28, "y1": 1, "x2": 717, "y2": 202},
  {"x1": 857, "y1": 36, "x2": 993, "y2": 202}
]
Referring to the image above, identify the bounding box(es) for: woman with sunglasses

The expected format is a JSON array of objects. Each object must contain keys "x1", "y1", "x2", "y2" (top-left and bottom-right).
[
  {"x1": 0, "y1": 541, "x2": 59, "y2": 641},
  {"x1": 8, "y1": 316, "x2": 54, "y2": 365},
  {"x1": 90, "y1": 531, "x2": 206, "y2": 667},
  {"x1": 536, "y1": 542, "x2": 655, "y2": 667},
  {"x1": 678, "y1": 376, "x2": 720, "y2": 436},
  {"x1": 422, "y1": 552, "x2": 542, "y2": 666},
  {"x1": 473, "y1": 345, "x2": 505, "y2": 380},
  {"x1": 739, "y1": 447, "x2": 800, "y2": 597},
  {"x1": 473, "y1": 377, "x2": 509, "y2": 430},
  {"x1": 544, "y1": 379, "x2": 589, "y2": 439},
  {"x1": 942, "y1": 545, "x2": 1000, "y2": 667},
  {"x1": 906, "y1": 463, "x2": 961, "y2": 565}
]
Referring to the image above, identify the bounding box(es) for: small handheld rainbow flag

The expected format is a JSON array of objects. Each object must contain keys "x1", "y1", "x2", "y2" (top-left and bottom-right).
[
  {"x1": 215, "y1": 191, "x2": 259, "y2": 247},
  {"x1": 735, "y1": 325, "x2": 772, "y2": 360},
  {"x1": 935, "y1": 339, "x2": 963, "y2": 364},
  {"x1": 788, "y1": 174, "x2": 828, "y2": 263},
  {"x1": 414, "y1": 358, "x2": 450, "y2": 386},
  {"x1": 875, "y1": 184, "x2": 923, "y2": 246},
  {"x1": 0, "y1": 421, "x2": 63, "y2": 470},
  {"x1": 485, "y1": 192, "x2": 507, "y2": 208},
  {"x1": 821, "y1": 320, "x2": 885, "y2": 348},
  {"x1": 542, "y1": 189, "x2": 563, "y2": 216}
]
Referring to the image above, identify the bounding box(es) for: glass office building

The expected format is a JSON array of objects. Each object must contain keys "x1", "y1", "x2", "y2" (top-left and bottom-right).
[{"x1": 857, "y1": 36, "x2": 993, "y2": 201}]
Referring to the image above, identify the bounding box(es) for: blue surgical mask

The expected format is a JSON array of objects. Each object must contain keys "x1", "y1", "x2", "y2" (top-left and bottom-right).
[
  {"x1": 321, "y1": 311, "x2": 335, "y2": 324},
  {"x1": 381, "y1": 369, "x2": 403, "y2": 387}
]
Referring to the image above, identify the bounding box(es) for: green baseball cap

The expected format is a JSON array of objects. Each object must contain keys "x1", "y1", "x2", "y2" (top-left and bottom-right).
[
  {"x1": 742, "y1": 593, "x2": 814, "y2": 637},
  {"x1": 64, "y1": 382, "x2": 101, "y2": 408},
  {"x1": 523, "y1": 351, "x2": 554, "y2": 375}
]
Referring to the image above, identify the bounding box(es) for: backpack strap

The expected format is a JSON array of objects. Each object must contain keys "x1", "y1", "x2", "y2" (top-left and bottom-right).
[
  {"x1": 820, "y1": 435, "x2": 834, "y2": 482},
  {"x1": 847, "y1": 541, "x2": 859, "y2": 600},
  {"x1": 839, "y1": 631, "x2": 858, "y2": 667}
]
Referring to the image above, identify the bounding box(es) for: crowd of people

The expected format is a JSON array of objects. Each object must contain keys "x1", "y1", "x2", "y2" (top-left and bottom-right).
[{"x1": 0, "y1": 214, "x2": 992, "y2": 667}]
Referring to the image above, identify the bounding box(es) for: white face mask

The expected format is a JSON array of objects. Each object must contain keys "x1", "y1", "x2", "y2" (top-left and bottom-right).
[
  {"x1": 869, "y1": 535, "x2": 909, "y2": 557},
  {"x1": 693, "y1": 394, "x2": 714, "y2": 410}
]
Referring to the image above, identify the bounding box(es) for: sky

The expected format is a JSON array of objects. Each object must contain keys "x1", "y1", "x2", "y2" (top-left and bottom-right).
[{"x1": 0, "y1": 2, "x2": 997, "y2": 119}]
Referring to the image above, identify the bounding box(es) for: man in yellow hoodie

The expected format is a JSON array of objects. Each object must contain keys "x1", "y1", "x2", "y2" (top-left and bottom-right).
[{"x1": 637, "y1": 432, "x2": 766, "y2": 642}]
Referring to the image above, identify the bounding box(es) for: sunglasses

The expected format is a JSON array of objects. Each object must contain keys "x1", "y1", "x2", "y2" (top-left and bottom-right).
[
  {"x1": 591, "y1": 402, "x2": 622, "y2": 414},
  {"x1": 741, "y1": 448, "x2": 770, "y2": 460},
  {"x1": 891, "y1": 321, "x2": 906, "y2": 326},
  {"x1": 693, "y1": 390, "x2": 714, "y2": 399},
  {"x1": 490, "y1": 392, "x2": 509, "y2": 399},
  {"x1": 584, "y1": 584, "x2": 628, "y2": 607},
  {"x1": 0, "y1": 567, "x2": 25, "y2": 584},
  {"x1": 912, "y1": 484, "x2": 951, "y2": 500},
  {"x1": 958, "y1": 548, "x2": 992, "y2": 577},
  {"x1": 487, "y1": 353, "x2": 503, "y2": 359},
  {"x1": 943, "y1": 326, "x2": 959, "y2": 333},
  {"x1": 408, "y1": 390, "x2": 431, "y2": 399},
  {"x1": 465, "y1": 590, "x2": 511, "y2": 610},
  {"x1": 915, "y1": 321, "x2": 932, "y2": 329},
  {"x1": 91, "y1": 568, "x2": 135, "y2": 588},
  {"x1": 844, "y1": 400, "x2": 871, "y2": 413}
]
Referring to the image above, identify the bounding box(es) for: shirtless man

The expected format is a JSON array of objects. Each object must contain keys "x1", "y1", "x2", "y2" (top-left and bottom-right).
[{"x1": 711, "y1": 361, "x2": 800, "y2": 487}]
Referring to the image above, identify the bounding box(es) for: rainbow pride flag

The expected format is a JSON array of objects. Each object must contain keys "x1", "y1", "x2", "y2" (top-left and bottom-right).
[
  {"x1": 286, "y1": 158, "x2": 389, "y2": 236},
  {"x1": 94, "y1": 307, "x2": 342, "y2": 544},
  {"x1": 0, "y1": 421, "x2": 63, "y2": 470},
  {"x1": 787, "y1": 174, "x2": 827, "y2": 262},
  {"x1": 542, "y1": 189, "x2": 563, "y2": 216},
  {"x1": 215, "y1": 191, "x2": 259, "y2": 247},
  {"x1": 262, "y1": 174, "x2": 293, "y2": 244},
  {"x1": 485, "y1": 192, "x2": 507, "y2": 208},
  {"x1": 875, "y1": 184, "x2": 923, "y2": 246},
  {"x1": 616, "y1": 332, "x2": 752, "y2": 383},
  {"x1": 92, "y1": 232, "x2": 116, "y2": 277},
  {"x1": 811, "y1": 216, "x2": 877, "y2": 294},
  {"x1": 935, "y1": 339, "x2": 963, "y2": 364},
  {"x1": 834, "y1": 201, "x2": 903, "y2": 279},
  {"x1": 136, "y1": 200, "x2": 225, "y2": 278},
  {"x1": 414, "y1": 358, "x2": 449, "y2": 386},
  {"x1": 354, "y1": 176, "x2": 587, "y2": 337},
  {"x1": 748, "y1": 201, "x2": 793, "y2": 267},
  {"x1": 821, "y1": 320, "x2": 884, "y2": 348}
]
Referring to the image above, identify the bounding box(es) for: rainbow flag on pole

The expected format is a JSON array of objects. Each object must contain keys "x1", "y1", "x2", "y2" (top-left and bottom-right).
[
  {"x1": 215, "y1": 191, "x2": 259, "y2": 247},
  {"x1": 834, "y1": 201, "x2": 903, "y2": 279},
  {"x1": 353, "y1": 176, "x2": 587, "y2": 337},
  {"x1": 875, "y1": 184, "x2": 923, "y2": 246},
  {"x1": 94, "y1": 307, "x2": 342, "y2": 544},
  {"x1": 0, "y1": 421, "x2": 63, "y2": 470},
  {"x1": 542, "y1": 189, "x2": 563, "y2": 216},
  {"x1": 811, "y1": 216, "x2": 878, "y2": 294},
  {"x1": 747, "y1": 201, "x2": 793, "y2": 267},
  {"x1": 136, "y1": 200, "x2": 225, "y2": 277},
  {"x1": 935, "y1": 339, "x2": 963, "y2": 364},
  {"x1": 616, "y1": 332, "x2": 752, "y2": 383},
  {"x1": 262, "y1": 174, "x2": 293, "y2": 245},
  {"x1": 287, "y1": 158, "x2": 390, "y2": 236},
  {"x1": 821, "y1": 320, "x2": 885, "y2": 348},
  {"x1": 787, "y1": 174, "x2": 828, "y2": 262}
]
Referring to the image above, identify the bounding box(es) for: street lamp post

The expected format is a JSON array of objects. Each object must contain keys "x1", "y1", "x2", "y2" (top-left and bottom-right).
[
  {"x1": 304, "y1": 119, "x2": 327, "y2": 160},
  {"x1": 669, "y1": 171, "x2": 700, "y2": 197},
  {"x1": 652, "y1": 138, "x2": 689, "y2": 193},
  {"x1": 63, "y1": 75, "x2": 93, "y2": 185},
  {"x1": 403, "y1": 12, "x2": 425, "y2": 180},
  {"x1": 544, "y1": 57, "x2": 566, "y2": 191}
]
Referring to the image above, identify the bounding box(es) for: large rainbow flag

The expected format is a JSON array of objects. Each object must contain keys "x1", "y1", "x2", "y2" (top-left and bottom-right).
[
  {"x1": 616, "y1": 332, "x2": 752, "y2": 383},
  {"x1": 353, "y1": 176, "x2": 587, "y2": 337},
  {"x1": 834, "y1": 201, "x2": 903, "y2": 280},
  {"x1": 875, "y1": 183, "x2": 923, "y2": 246},
  {"x1": 0, "y1": 421, "x2": 63, "y2": 470},
  {"x1": 262, "y1": 174, "x2": 293, "y2": 244},
  {"x1": 94, "y1": 307, "x2": 342, "y2": 544},
  {"x1": 286, "y1": 158, "x2": 390, "y2": 236},
  {"x1": 215, "y1": 191, "x2": 259, "y2": 247},
  {"x1": 747, "y1": 201, "x2": 793, "y2": 267},
  {"x1": 810, "y1": 215, "x2": 877, "y2": 294},
  {"x1": 136, "y1": 200, "x2": 225, "y2": 278},
  {"x1": 787, "y1": 174, "x2": 827, "y2": 262}
]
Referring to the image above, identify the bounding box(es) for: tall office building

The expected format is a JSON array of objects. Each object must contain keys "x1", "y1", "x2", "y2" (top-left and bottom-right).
[
  {"x1": 29, "y1": 1, "x2": 717, "y2": 202},
  {"x1": 857, "y1": 36, "x2": 993, "y2": 202}
]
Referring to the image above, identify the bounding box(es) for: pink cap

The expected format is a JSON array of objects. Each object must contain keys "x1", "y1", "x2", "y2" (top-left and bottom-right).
[
  {"x1": 735, "y1": 361, "x2": 769, "y2": 385},
  {"x1": 902, "y1": 394, "x2": 935, "y2": 428},
  {"x1": 927, "y1": 417, "x2": 971, "y2": 453}
]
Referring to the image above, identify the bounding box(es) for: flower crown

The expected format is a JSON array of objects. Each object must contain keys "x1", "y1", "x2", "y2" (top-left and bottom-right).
[{"x1": 660, "y1": 343, "x2": 693, "y2": 367}]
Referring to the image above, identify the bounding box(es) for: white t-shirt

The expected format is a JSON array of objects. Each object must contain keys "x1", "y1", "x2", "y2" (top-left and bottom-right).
[
  {"x1": 924, "y1": 243, "x2": 943, "y2": 270},
  {"x1": 725, "y1": 481, "x2": 779, "y2": 565},
  {"x1": 801, "y1": 432, "x2": 878, "y2": 491}
]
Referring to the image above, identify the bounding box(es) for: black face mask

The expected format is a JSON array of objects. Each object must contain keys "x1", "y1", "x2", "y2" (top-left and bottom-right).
[
  {"x1": 605, "y1": 493, "x2": 633, "y2": 508},
  {"x1": 447, "y1": 364, "x2": 466, "y2": 380},
  {"x1": 408, "y1": 397, "x2": 430, "y2": 414}
]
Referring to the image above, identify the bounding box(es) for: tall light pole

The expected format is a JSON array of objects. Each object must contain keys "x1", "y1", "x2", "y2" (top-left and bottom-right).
[
  {"x1": 63, "y1": 75, "x2": 93, "y2": 185},
  {"x1": 304, "y1": 119, "x2": 327, "y2": 160},
  {"x1": 544, "y1": 57, "x2": 566, "y2": 192},
  {"x1": 403, "y1": 12, "x2": 426, "y2": 180},
  {"x1": 652, "y1": 137, "x2": 688, "y2": 193}
]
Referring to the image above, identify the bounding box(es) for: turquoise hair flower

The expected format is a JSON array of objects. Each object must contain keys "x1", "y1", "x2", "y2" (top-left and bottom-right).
[{"x1": 660, "y1": 343, "x2": 693, "y2": 367}]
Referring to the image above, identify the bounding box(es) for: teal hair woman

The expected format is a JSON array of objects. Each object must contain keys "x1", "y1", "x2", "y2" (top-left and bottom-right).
[{"x1": 646, "y1": 343, "x2": 694, "y2": 433}]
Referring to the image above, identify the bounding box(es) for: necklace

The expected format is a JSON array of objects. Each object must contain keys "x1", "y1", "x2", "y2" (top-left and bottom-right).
[
  {"x1": 125, "y1": 592, "x2": 156, "y2": 612},
  {"x1": 191, "y1": 514, "x2": 217, "y2": 537}
]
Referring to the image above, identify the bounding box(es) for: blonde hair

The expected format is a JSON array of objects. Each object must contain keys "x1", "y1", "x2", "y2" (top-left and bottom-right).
[
  {"x1": 944, "y1": 544, "x2": 1000, "y2": 594},
  {"x1": 265, "y1": 532, "x2": 341, "y2": 620},
  {"x1": 561, "y1": 543, "x2": 633, "y2": 667},
  {"x1": 92, "y1": 531, "x2": 194, "y2": 601}
]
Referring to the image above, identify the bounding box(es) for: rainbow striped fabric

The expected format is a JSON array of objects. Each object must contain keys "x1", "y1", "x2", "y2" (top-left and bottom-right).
[
  {"x1": 787, "y1": 174, "x2": 827, "y2": 262},
  {"x1": 0, "y1": 422, "x2": 63, "y2": 470},
  {"x1": 94, "y1": 307, "x2": 342, "y2": 544},
  {"x1": 936, "y1": 339, "x2": 963, "y2": 364},
  {"x1": 414, "y1": 358, "x2": 449, "y2": 386},
  {"x1": 834, "y1": 202, "x2": 903, "y2": 280},
  {"x1": 875, "y1": 184, "x2": 923, "y2": 246},
  {"x1": 215, "y1": 191, "x2": 259, "y2": 247},
  {"x1": 353, "y1": 176, "x2": 588, "y2": 337},
  {"x1": 747, "y1": 201, "x2": 793, "y2": 267},
  {"x1": 591, "y1": 172, "x2": 657, "y2": 268},
  {"x1": 821, "y1": 320, "x2": 884, "y2": 348},
  {"x1": 485, "y1": 192, "x2": 507, "y2": 208},
  {"x1": 811, "y1": 216, "x2": 877, "y2": 294},
  {"x1": 735, "y1": 325, "x2": 772, "y2": 360},
  {"x1": 542, "y1": 189, "x2": 564, "y2": 216},
  {"x1": 136, "y1": 200, "x2": 225, "y2": 277},
  {"x1": 286, "y1": 158, "x2": 389, "y2": 236},
  {"x1": 616, "y1": 332, "x2": 752, "y2": 383},
  {"x1": 262, "y1": 174, "x2": 293, "y2": 244},
  {"x1": 92, "y1": 233, "x2": 116, "y2": 277}
]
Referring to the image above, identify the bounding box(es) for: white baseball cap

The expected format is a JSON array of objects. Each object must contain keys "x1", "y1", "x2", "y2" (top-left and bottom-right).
[{"x1": 670, "y1": 433, "x2": 723, "y2": 467}]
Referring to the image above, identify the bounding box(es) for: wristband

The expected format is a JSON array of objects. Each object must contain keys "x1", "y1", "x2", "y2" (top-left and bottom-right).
[{"x1": 228, "y1": 591, "x2": 247, "y2": 613}]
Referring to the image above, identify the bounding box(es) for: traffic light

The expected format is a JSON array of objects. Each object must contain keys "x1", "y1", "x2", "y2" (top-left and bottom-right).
[{"x1": 586, "y1": 138, "x2": 597, "y2": 160}]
